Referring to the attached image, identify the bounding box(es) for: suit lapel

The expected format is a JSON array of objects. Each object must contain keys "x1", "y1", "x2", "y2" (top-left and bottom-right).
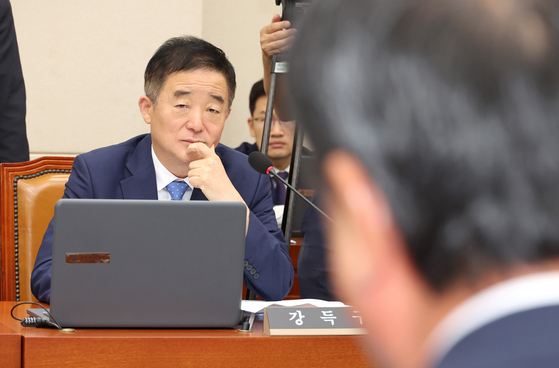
[
  {"x1": 190, "y1": 188, "x2": 207, "y2": 201},
  {"x1": 120, "y1": 134, "x2": 158, "y2": 200}
]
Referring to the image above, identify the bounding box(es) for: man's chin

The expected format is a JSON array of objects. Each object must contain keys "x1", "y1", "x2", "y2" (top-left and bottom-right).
[{"x1": 268, "y1": 150, "x2": 290, "y2": 159}]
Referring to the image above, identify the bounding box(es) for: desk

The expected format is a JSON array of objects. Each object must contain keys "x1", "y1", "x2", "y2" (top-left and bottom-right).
[
  {"x1": 0, "y1": 319, "x2": 20, "y2": 368},
  {"x1": 0, "y1": 302, "x2": 372, "y2": 368}
]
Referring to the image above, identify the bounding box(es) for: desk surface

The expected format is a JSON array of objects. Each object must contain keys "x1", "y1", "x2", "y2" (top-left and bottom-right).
[{"x1": 0, "y1": 302, "x2": 372, "y2": 368}]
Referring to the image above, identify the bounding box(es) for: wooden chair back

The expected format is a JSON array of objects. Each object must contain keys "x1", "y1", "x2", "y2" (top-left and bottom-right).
[{"x1": 0, "y1": 156, "x2": 74, "y2": 301}]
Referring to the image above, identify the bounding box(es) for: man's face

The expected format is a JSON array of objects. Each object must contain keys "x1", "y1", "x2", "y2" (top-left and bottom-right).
[
  {"x1": 139, "y1": 69, "x2": 231, "y2": 176},
  {"x1": 248, "y1": 95, "x2": 295, "y2": 167}
]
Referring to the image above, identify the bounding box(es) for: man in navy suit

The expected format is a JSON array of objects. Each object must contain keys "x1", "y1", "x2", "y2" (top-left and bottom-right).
[
  {"x1": 236, "y1": 79, "x2": 312, "y2": 226},
  {"x1": 288, "y1": 0, "x2": 559, "y2": 367},
  {"x1": 31, "y1": 36, "x2": 293, "y2": 303}
]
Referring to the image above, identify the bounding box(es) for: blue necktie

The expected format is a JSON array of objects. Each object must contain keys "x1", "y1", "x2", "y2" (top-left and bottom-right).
[
  {"x1": 166, "y1": 181, "x2": 189, "y2": 200},
  {"x1": 272, "y1": 171, "x2": 289, "y2": 205}
]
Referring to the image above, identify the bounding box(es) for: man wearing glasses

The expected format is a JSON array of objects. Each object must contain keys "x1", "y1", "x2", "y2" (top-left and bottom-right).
[{"x1": 236, "y1": 79, "x2": 310, "y2": 224}]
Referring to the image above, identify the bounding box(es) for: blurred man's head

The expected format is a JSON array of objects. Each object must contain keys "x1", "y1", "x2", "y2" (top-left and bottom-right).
[
  {"x1": 290, "y1": 0, "x2": 559, "y2": 367},
  {"x1": 247, "y1": 80, "x2": 295, "y2": 171}
]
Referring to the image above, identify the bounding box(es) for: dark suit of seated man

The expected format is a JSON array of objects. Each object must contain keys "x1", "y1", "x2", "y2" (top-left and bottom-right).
[
  {"x1": 31, "y1": 36, "x2": 294, "y2": 304},
  {"x1": 297, "y1": 193, "x2": 334, "y2": 301}
]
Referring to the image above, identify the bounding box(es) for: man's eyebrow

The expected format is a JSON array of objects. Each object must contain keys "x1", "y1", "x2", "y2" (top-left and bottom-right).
[
  {"x1": 173, "y1": 90, "x2": 225, "y2": 105},
  {"x1": 209, "y1": 93, "x2": 225, "y2": 104},
  {"x1": 173, "y1": 90, "x2": 191, "y2": 98}
]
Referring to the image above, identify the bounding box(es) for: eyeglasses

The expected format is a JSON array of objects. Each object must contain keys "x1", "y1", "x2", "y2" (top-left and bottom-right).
[{"x1": 252, "y1": 116, "x2": 295, "y2": 127}]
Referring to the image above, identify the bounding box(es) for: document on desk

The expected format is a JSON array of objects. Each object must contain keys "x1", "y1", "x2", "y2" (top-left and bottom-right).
[{"x1": 241, "y1": 299, "x2": 346, "y2": 314}]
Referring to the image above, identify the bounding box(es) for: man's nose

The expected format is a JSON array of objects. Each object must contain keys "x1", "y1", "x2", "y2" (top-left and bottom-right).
[
  {"x1": 270, "y1": 120, "x2": 284, "y2": 136},
  {"x1": 185, "y1": 108, "x2": 204, "y2": 132}
]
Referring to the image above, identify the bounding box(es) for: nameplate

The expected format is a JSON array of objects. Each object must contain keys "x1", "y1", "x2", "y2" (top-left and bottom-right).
[{"x1": 263, "y1": 306, "x2": 366, "y2": 336}]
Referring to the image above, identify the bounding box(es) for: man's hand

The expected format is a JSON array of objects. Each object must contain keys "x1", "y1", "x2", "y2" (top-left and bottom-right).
[
  {"x1": 187, "y1": 143, "x2": 243, "y2": 202},
  {"x1": 260, "y1": 14, "x2": 297, "y2": 64},
  {"x1": 260, "y1": 14, "x2": 297, "y2": 121},
  {"x1": 187, "y1": 143, "x2": 250, "y2": 233}
]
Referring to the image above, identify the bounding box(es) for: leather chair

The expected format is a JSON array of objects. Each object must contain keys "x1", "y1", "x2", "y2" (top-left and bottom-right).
[{"x1": 0, "y1": 156, "x2": 74, "y2": 301}]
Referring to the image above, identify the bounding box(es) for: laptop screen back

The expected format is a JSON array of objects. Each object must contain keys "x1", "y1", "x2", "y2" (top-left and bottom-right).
[{"x1": 49, "y1": 199, "x2": 246, "y2": 328}]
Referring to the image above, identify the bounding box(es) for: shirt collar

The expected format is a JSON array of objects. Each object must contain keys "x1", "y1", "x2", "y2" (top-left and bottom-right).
[
  {"x1": 151, "y1": 146, "x2": 192, "y2": 191},
  {"x1": 274, "y1": 165, "x2": 290, "y2": 174}
]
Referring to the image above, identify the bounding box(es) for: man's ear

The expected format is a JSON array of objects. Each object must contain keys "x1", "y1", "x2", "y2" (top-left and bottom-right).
[
  {"x1": 138, "y1": 96, "x2": 153, "y2": 125},
  {"x1": 323, "y1": 151, "x2": 407, "y2": 293},
  {"x1": 324, "y1": 151, "x2": 395, "y2": 240},
  {"x1": 247, "y1": 118, "x2": 256, "y2": 138}
]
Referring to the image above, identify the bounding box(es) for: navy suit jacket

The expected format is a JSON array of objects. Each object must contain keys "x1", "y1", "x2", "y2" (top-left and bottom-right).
[
  {"x1": 234, "y1": 141, "x2": 313, "y2": 157},
  {"x1": 31, "y1": 134, "x2": 294, "y2": 302},
  {"x1": 436, "y1": 305, "x2": 559, "y2": 368},
  {"x1": 234, "y1": 142, "x2": 259, "y2": 156}
]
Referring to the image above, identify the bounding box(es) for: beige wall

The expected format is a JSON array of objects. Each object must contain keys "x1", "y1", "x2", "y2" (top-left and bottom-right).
[
  {"x1": 202, "y1": 0, "x2": 279, "y2": 149},
  {"x1": 11, "y1": 0, "x2": 280, "y2": 158}
]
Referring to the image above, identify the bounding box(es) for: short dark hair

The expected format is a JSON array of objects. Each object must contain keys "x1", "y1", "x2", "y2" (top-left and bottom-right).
[
  {"x1": 290, "y1": 0, "x2": 559, "y2": 291},
  {"x1": 249, "y1": 79, "x2": 266, "y2": 116},
  {"x1": 144, "y1": 36, "x2": 236, "y2": 107}
]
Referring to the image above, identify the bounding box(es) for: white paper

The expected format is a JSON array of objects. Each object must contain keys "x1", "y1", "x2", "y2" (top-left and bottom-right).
[{"x1": 241, "y1": 298, "x2": 347, "y2": 314}]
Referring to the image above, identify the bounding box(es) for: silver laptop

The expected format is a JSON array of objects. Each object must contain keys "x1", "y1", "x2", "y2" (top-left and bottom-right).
[{"x1": 34, "y1": 199, "x2": 247, "y2": 329}]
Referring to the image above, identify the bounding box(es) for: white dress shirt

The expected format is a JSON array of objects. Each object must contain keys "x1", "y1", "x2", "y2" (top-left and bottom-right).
[{"x1": 151, "y1": 146, "x2": 193, "y2": 201}]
